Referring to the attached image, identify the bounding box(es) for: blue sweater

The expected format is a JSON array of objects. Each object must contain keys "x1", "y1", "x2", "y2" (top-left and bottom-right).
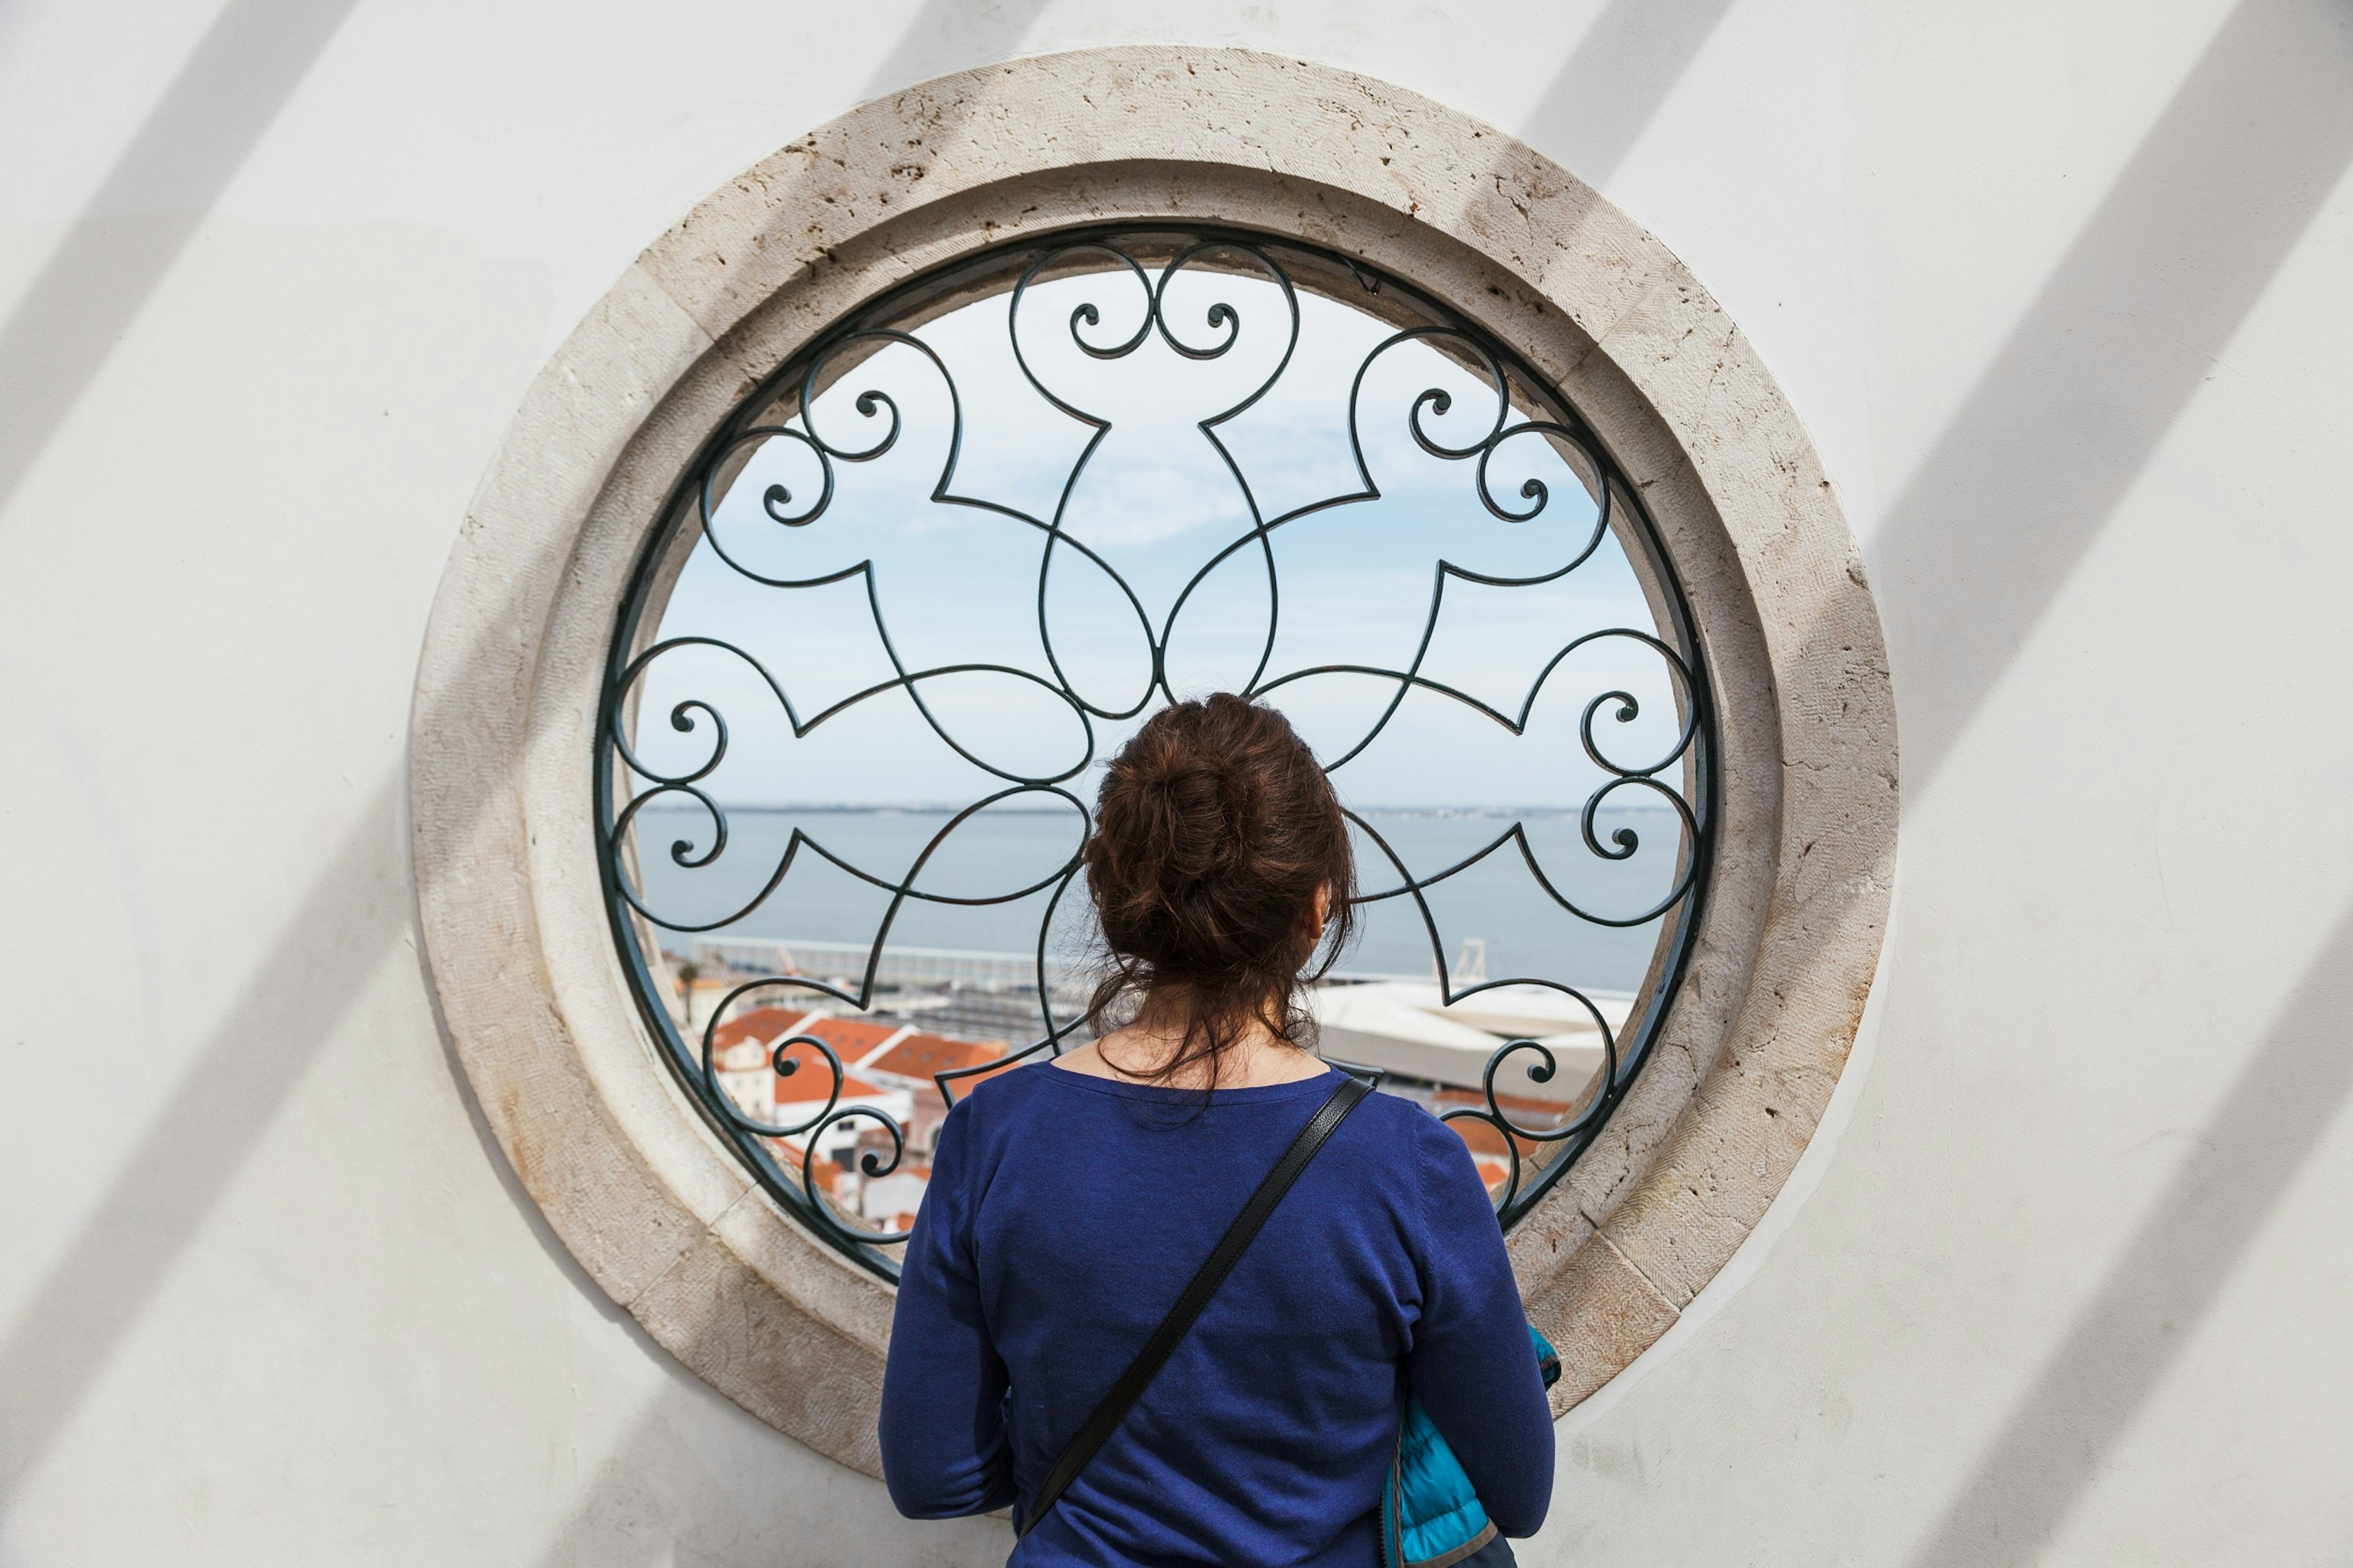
[{"x1": 879, "y1": 1064, "x2": 1555, "y2": 1566}]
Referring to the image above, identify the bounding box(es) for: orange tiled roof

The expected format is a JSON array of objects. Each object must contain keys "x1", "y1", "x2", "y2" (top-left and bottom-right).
[
  {"x1": 865, "y1": 1032, "x2": 1011, "y2": 1083},
  {"x1": 1448, "y1": 1116, "x2": 1511, "y2": 1157},
  {"x1": 1431, "y1": 1085, "x2": 1571, "y2": 1118},
  {"x1": 706, "y1": 1006, "x2": 1011, "y2": 1099},
  {"x1": 771, "y1": 1040, "x2": 892, "y2": 1103},
  {"x1": 1429, "y1": 1088, "x2": 1576, "y2": 1158},
  {"x1": 708, "y1": 1007, "x2": 907, "y2": 1067},
  {"x1": 706, "y1": 1006, "x2": 814, "y2": 1052},
  {"x1": 797, "y1": 1015, "x2": 908, "y2": 1057}
]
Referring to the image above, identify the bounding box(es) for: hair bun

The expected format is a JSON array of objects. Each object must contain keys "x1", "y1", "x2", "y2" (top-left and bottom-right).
[{"x1": 1081, "y1": 694, "x2": 1357, "y2": 1083}]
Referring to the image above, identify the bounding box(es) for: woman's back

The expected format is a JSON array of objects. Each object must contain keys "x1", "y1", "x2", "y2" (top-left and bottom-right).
[
  {"x1": 880, "y1": 694, "x2": 1554, "y2": 1564},
  {"x1": 881, "y1": 1062, "x2": 1555, "y2": 1566}
]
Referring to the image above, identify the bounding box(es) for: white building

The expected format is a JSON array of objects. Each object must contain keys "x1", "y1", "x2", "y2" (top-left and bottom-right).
[{"x1": 1310, "y1": 979, "x2": 1632, "y2": 1102}]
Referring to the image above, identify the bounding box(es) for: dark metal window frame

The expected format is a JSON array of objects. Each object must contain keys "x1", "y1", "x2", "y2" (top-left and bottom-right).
[{"x1": 594, "y1": 222, "x2": 1719, "y2": 1280}]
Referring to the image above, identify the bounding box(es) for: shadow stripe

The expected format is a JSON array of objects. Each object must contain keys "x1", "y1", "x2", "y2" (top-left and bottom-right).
[
  {"x1": 1907, "y1": 903, "x2": 2353, "y2": 1564},
  {"x1": 1871, "y1": 0, "x2": 2353, "y2": 795},
  {"x1": 0, "y1": 0, "x2": 362, "y2": 520}
]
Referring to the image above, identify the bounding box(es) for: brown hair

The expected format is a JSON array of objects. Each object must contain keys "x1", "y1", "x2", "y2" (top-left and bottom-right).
[{"x1": 1082, "y1": 692, "x2": 1357, "y2": 1086}]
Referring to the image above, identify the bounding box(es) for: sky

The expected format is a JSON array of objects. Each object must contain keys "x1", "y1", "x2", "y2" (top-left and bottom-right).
[
  {"x1": 617, "y1": 254, "x2": 1702, "y2": 975},
  {"x1": 629, "y1": 263, "x2": 1699, "y2": 809}
]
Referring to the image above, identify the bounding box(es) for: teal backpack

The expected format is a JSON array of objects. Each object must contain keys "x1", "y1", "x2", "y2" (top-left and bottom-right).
[{"x1": 1381, "y1": 1325, "x2": 1561, "y2": 1568}]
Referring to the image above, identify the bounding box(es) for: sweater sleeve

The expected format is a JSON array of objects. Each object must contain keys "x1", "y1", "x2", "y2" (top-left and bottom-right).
[
  {"x1": 879, "y1": 1098, "x2": 1017, "y2": 1519},
  {"x1": 1404, "y1": 1121, "x2": 1556, "y2": 1539}
]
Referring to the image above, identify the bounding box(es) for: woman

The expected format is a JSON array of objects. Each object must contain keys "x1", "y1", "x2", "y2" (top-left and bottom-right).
[{"x1": 880, "y1": 694, "x2": 1555, "y2": 1566}]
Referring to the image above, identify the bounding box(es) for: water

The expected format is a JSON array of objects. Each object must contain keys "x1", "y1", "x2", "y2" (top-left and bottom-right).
[{"x1": 625, "y1": 802, "x2": 1686, "y2": 995}]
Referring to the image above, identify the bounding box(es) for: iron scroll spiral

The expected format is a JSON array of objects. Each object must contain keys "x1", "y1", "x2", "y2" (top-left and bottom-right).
[{"x1": 594, "y1": 225, "x2": 1717, "y2": 1278}]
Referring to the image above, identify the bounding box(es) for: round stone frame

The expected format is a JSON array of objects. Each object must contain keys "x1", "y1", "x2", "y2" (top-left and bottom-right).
[{"x1": 411, "y1": 45, "x2": 1895, "y2": 1477}]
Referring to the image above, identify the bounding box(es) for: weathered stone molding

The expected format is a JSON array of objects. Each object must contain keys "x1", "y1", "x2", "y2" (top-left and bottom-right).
[{"x1": 410, "y1": 45, "x2": 1895, "y2": 1471}]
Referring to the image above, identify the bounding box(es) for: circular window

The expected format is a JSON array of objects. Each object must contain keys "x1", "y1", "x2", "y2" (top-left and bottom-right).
[
  {"x1": 412, "y1": 48, "x2": 1894, "y2": 1468},
  {"x1": 598, "y1": 225, "x2": 1715, "y2": 1277}
]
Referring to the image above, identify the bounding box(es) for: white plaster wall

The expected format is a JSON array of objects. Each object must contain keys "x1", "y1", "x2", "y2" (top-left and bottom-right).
[{"x1": 1, "y1": 1, "x2": 2346, "y2": 1563}]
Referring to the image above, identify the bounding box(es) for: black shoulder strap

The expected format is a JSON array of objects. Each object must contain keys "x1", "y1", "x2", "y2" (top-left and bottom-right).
[{"x1": 1017, "y1": 1071, "x2": 1374, "y2": 1540}]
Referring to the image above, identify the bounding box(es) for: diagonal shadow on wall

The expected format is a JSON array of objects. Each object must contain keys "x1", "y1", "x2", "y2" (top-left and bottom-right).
[
  {"x1": 1905, "y1": 902, "x2": 2353, "y2": 1564},
  {"x1": 0, "y1": 779, "x2": 401, "y2": 1496},
  {"x1": 1770, "y1": 2, "x2": 2353, "y2": 1550},
  {"x1": 0, "y1": 0, "x2": 1050, "y2": 1510},
  {"x1": 855, "y1": 0, "x2": 1054, "y2": 103},
  {"x1": 0, "y1": 0, "x2": 363, "y2": 521},
  {"x1": 1864, "y1": 0, "x2": 2353, "y2": 797},
  {"x1": 525, "y1": 1368, "x2": 1011, "y2": 1568},
  {"x1": 0, "y1": 0, "x2": 369, "y2": 1496},
  {"x1": 1518, "y1": 0, "x2": 1738, "y2": 186}
]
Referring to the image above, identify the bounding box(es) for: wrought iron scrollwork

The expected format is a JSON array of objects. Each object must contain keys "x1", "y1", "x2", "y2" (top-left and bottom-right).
[{"x1": 594, "y1": 224, "x2": 1717, "y2": 1276}]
